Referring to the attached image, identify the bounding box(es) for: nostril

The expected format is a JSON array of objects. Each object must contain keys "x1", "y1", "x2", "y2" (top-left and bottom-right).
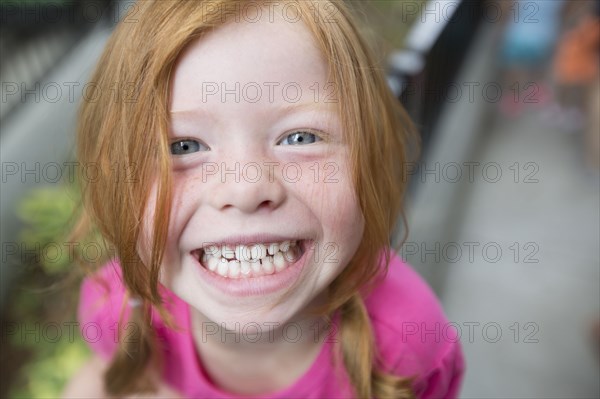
[
  {"x1": 220, "y1": 200, "x2": 272, "y2": 212},
  {"x1": 258, "y1": 200, "x2": 273, "y2": 210}
]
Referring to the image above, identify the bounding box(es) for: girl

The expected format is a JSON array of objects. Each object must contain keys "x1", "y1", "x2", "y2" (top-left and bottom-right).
[{"x1": 63, "y1": 1, "x2": 464, "y2": 398}]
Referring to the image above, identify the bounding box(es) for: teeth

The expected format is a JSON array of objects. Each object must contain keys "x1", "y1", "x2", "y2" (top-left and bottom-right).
[
  {"x1": 236, "y1": 245, "x2": 252, "y2": 262},
  {"x1": 199, "y1": 240, "x2": 302, "y2": 278},
  {"x1": 240, "y1": 260, "x2": 251, "y2": 276},
  {"x1": 217, "y1": 258, "x2": 229, "y2": 277},
  {"x1": 207, "y1": 256, "x2": 219, "y2": 272},
  {"x1": 251, "y1": 244, "x2": 267, "y2": 260},
  {"x1": 228, "y1": 260, "x2": 241, "y2": 278},
  {"x1": 250, "y1": 259, "x2": 262, "y2": 274},
  {"x1": 222, "y1": 245, "x2": 235, "y2": 259},
  {"x1": 206, "y1": 245, "x2": 221, "y2": 258},
  {"x1": 274, "y1": 252, "x2": 286, "y2": 272},
  {"x1": 267, "y1": 243, "x2": 279, "y2": 255},
  {"x1": 262, "y1": 256, "x2": 275, "y2": 274},
  {"x1": 284, "y1": 246, "x2": 298, "y2": 262}
]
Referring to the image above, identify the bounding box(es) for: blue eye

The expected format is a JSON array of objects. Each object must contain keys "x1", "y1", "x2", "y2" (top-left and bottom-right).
[
  {"x1": 279, "y1": 131, "x2": 321, "y2": 146},
  {"x1": 170, "y1": 139, "x2": 207, "y2": 155}
]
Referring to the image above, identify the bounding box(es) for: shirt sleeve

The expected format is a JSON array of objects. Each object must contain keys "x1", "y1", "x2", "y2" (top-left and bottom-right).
[
  {"x1": 415, "y1": 340, "x2": 466, "y2": 399},
  {"x1": 365, "y1": 252, "x2": 467, "y2": 399},
  {"x1": 77, "y1": 261, "x2": 129, "y2": 360}
]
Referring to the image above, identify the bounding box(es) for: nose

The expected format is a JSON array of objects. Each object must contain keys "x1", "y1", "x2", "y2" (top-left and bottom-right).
[{"x1": 207, "y1": 161, "x2": 286, "y2": 214}]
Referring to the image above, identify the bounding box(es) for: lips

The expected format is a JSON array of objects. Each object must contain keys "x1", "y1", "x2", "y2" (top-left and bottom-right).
[
  {"x1": 193, "y1": 240, "x2": 306, "y2": 279},
  {"x1": 190, "y1": 236, "x2": 314, "y2": 297}
]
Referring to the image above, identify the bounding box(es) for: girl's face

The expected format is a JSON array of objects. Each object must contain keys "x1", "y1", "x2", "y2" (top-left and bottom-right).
[{"x1": 147, "y1": 12, "x2": 364, "y2": 329}]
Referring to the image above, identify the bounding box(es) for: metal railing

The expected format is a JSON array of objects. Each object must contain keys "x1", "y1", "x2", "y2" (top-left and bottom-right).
[
  {"x1": 387, "y1": 0, "x2": 485, "y2": 155},
  {"x1": 0, "y1": 0, "x2": 115, "y2": 122}
]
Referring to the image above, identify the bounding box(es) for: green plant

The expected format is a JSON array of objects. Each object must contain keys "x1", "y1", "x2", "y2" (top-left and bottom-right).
[{"x1": 6, "y1": 184, "x2": 92, "y2": 398}]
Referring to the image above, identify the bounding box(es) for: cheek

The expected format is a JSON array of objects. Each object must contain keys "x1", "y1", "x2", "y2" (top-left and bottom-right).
[
  {"x1": 327, "y1": 160, "x2": 364, "y2": 259},
  {"x1": 138, "y1": 178, "x2": 194, "y2": 287},
  {"x1": 298, "y1": 158, "x2": 364, "y2": 252},
  {"x1": 300, "y1": 165, "x2": 364, "y2": 286},
  {"x1": 138, "y1": 178, "x2": 192, "y2": 266},
  {"x1": 326, "y1": 188, "x2": 364, "y2": 260},
  {"x1": 167, "y1": 174, "x2": 207, "y2": 246}
]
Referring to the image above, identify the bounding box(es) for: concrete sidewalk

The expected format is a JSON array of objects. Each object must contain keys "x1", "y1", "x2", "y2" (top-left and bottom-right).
[
  {"x1": 402, "y1": 17, "x2": 599, "y2": 398},
  {"x1": 443, "y1": 108, "x2": 600, "y2": 398}
]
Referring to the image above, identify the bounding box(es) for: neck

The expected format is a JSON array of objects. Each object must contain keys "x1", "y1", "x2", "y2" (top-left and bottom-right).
[{"x1": 189, "y1": 308, "x2": 332, "y2": 395}]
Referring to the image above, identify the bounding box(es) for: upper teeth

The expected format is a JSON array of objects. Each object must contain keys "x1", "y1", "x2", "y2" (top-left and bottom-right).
[{"x1": 203, "y1": 240, "x2": 297, "y2": 262}]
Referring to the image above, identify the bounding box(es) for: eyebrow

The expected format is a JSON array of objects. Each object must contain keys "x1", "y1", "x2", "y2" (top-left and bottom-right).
[
  {"x1": 170, "y1": 106, "x2": 214, "y2": 121},
  {"x1": 275, "y1": 101, "x2": 338, "y2": 115},
  {"x1": 169, "y1": 101, "x2": 338, "y2": 118}
]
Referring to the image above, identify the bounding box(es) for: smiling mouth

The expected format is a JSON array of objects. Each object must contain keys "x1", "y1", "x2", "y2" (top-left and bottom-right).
[{"x1": 193, "y1": 240, "x2": 306, "y2": 279}]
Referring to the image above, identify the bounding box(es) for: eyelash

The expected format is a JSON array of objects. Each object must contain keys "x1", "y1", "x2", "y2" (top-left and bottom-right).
[{"x1": 169, "y1": 130, "x2": 323, "y2": 155}]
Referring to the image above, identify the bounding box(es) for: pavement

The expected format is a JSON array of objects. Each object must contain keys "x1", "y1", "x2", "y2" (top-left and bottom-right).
[{"x1": 404, "y1": 19, "x2": 600, "y2": 399}]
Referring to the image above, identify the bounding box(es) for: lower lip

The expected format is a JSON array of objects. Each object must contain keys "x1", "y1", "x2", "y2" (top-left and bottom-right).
[{"x1": 191, "y1": 241, "x2": 311, "y2": 297}]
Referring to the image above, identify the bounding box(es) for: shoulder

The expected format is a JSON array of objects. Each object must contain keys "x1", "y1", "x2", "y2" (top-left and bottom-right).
[
  {"x1": 79, "y1": 259, "x2": 126, "y2": 302},
  {"x1": 364, "y1": 252, "x2": 465, "y2": 398},
  {"x1": 365, "y1": 252, "x2": 448, "y2": 330},
  {"x1": 78, "y1": 260, "x2": 189, "y2": 360},
  {"x1": 78, "y1": 260, "x2": 129, "y2": 360},
  {"x1": 79, "y1": 259, "x2": 128, "y2": 321}
]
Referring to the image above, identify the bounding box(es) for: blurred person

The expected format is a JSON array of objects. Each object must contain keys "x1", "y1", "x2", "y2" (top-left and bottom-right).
[
  {"x1": 549, "y1": 0, "x2": 600, "y2": 168},
  {"x1": 497, "y1": 0, "x2": 564, "y2": 118},
  {"x1": 587, "y1": 72, "x2": 600, "y2": 170},
  {"x1": 62, "y1": 1, "x2": 465, "y2": 398}
]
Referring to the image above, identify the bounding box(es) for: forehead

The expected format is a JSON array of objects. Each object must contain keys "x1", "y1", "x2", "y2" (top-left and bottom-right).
[{"x1": 169, "y1": 11, "x2": 329, "y2": 112}]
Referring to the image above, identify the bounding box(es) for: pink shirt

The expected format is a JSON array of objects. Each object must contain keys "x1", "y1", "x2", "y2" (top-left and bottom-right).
[{"x1": 79, "y1": 253, "x2": 464, "y2": 398}]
